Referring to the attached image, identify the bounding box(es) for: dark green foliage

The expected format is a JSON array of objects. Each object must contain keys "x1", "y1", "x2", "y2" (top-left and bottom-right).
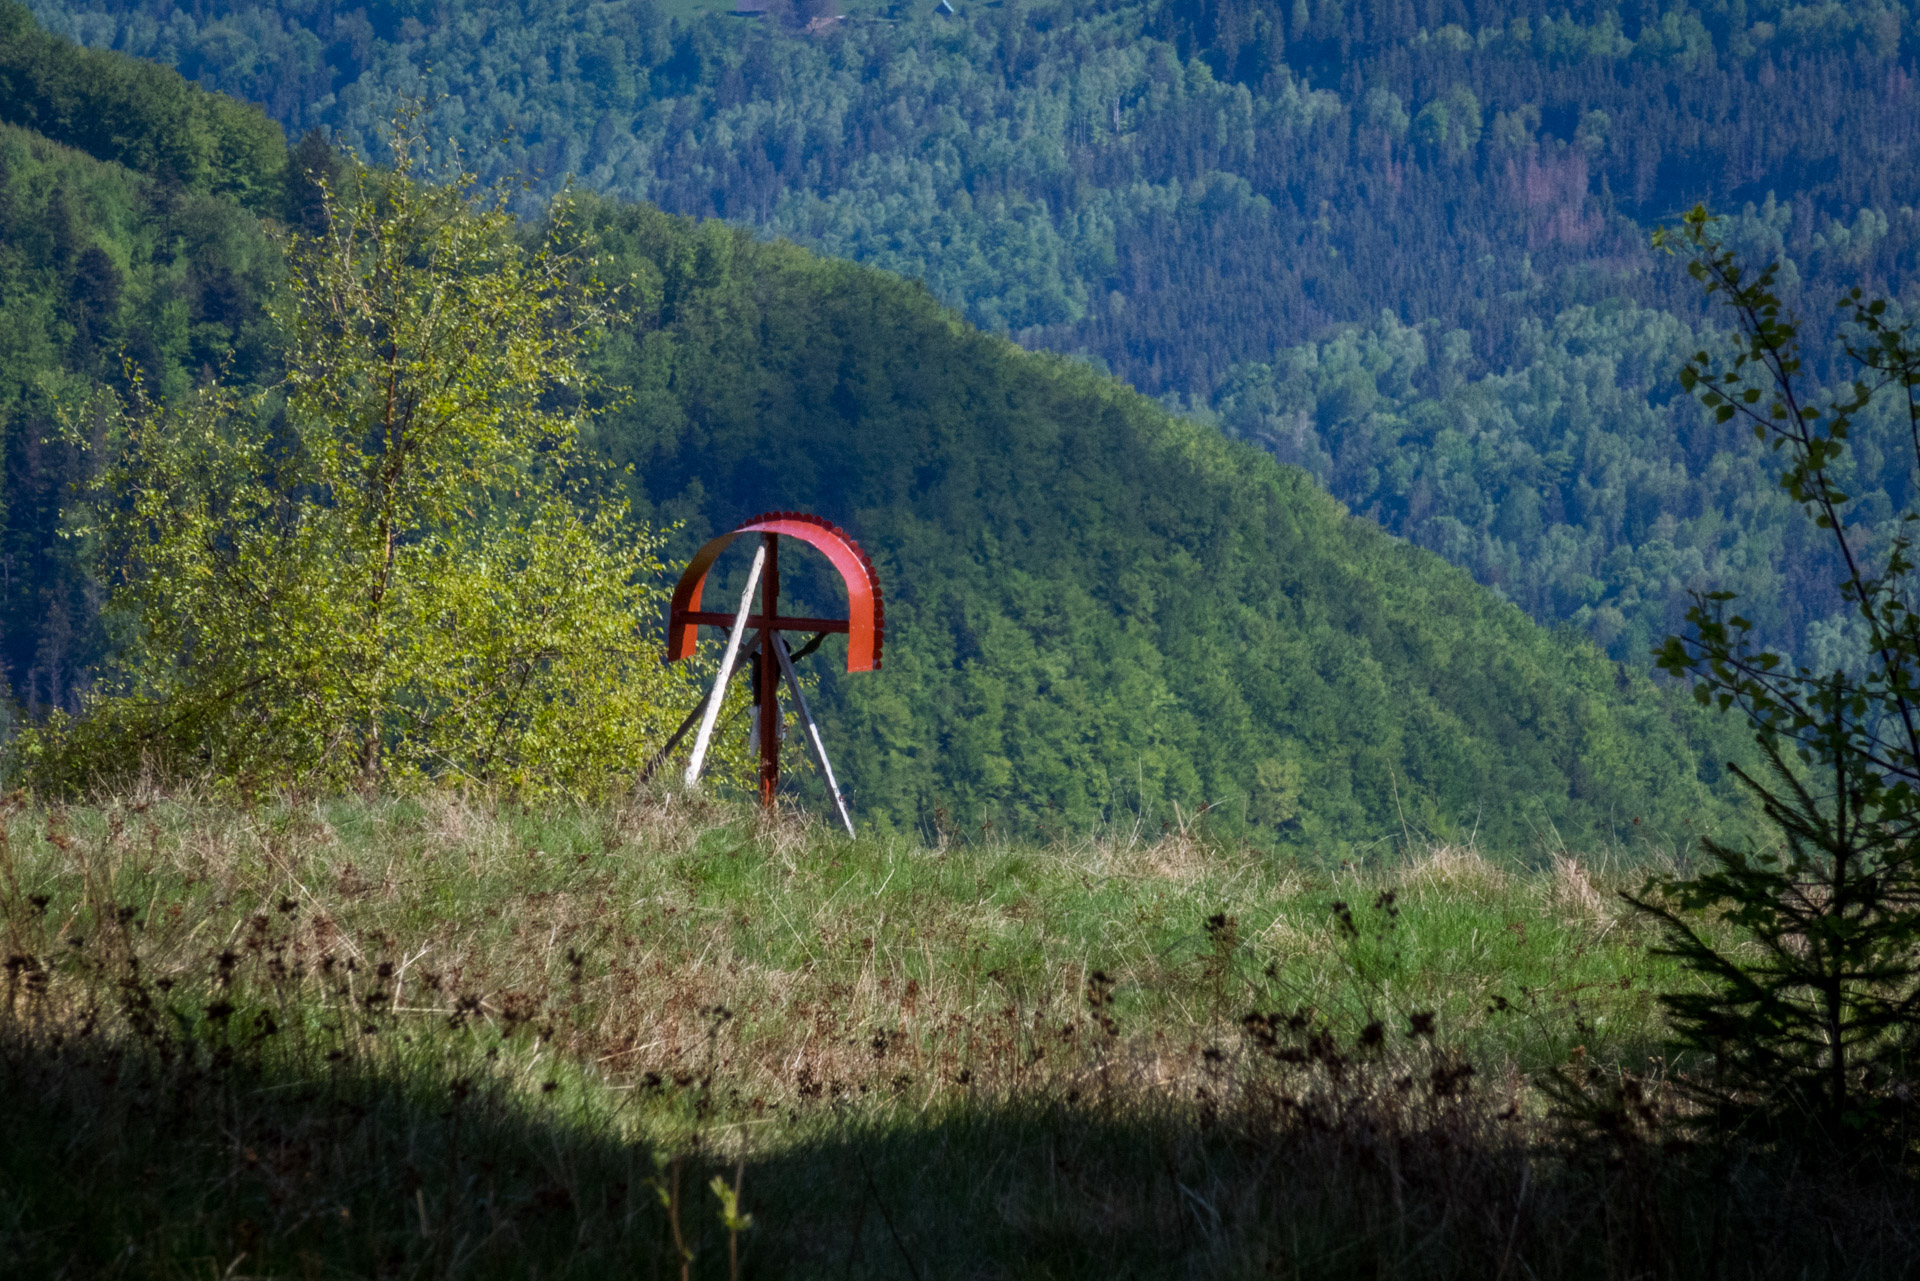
[
  {"x1": 0, "y1": 1, "x2": 283, "y2": 210},
  {"x1": 1632, "y1": 732, "x2": 1920, "y2": 1144},
  {"x1": 0, "y1": 2, "x2": 291, "y2": 712},
  {"x1": 1634, "y1": 211, "x2": 1920, "y2": 1144},
  {"x1": 31, "y1": 0, "x2": 1918, "y2": 382},
  {"x1": 0, "y1": 121, "x2": 281, "y2": 715},
  {"x1": 1205, "y1": 299, "x2": 1899, "y2": 666},
  {"x1": 29, "y1": 0, "x2": 1920, "y2": 672},
  {"x1": 579, "y1": 197, "x2": 1744, "y2": 845}
]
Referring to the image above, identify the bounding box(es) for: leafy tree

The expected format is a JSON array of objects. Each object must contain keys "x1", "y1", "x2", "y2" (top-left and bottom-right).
[
  {"x1": 1631, "y1": 206, "x2": 1920, "y2": 1143},
  {"x1": 17, "y1": 119, "x2": 707, "y2": 795}
]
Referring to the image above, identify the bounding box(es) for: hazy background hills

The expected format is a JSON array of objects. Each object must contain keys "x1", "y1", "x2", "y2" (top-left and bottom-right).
[
  {"x1": 22, "y1": 0, "x2": 1920, "y2": 675},
  {"x1": 0, "y1": 3, "x2": 1746, "y2": 847}
]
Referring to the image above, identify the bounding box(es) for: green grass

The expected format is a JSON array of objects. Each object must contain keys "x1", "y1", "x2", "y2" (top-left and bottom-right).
[
  {"x1": 2, "y1": 793, "x2": 1913, "y2": 1278},
  {"x1": 6, "y1": 792, "x2": 1678, "y2": 1081}
]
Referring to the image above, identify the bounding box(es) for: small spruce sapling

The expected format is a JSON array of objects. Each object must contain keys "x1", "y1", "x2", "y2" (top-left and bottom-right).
[{"x1": 1633, "y1": 206, "x2": 1920, "y2": 1145}]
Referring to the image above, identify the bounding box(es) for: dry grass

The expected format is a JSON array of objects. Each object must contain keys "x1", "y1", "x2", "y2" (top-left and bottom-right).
[
  {"x1": 2, "y1": 793, "x2": 1916, "y2": 1278},
  {"x1": 1401, "y1": 843, "x2": 1510, "y2": 897}
]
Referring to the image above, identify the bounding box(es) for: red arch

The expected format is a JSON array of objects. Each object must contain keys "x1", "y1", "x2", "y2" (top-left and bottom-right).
[{"x1": 665, "y1": 512, "x2": 883, "y2": 671}]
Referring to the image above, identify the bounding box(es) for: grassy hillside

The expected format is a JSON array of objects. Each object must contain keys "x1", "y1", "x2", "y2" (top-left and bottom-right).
[
  {"x1": 3, "y1": 795, "x2": 1913, "y2": 1278},
  {"x1": 0, "y1": 17, "x2": 1749, "y2": 848}
]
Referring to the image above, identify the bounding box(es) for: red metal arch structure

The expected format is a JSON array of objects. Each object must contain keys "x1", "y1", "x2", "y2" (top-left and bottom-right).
[
  {"x1": 664, "y1": 512, "x2": 883, "y2": 823},
  {"x1": 667, "y1": 512, "x2": 883, "y2": 672}
]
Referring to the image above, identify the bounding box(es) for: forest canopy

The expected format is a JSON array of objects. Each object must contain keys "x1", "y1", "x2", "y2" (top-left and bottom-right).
[{"x1": 20, "y1": 0, "x2": 1919, "y2": 676}]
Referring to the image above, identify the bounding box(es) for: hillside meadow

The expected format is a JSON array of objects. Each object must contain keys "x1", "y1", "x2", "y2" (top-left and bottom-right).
[{"x1": 5, "y1": 791, "x2": 1916, "y2": 1278}]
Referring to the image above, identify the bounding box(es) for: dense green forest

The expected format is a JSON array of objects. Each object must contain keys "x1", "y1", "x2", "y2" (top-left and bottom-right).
[
  {"x1": 21, "y1": 0, "x2": 1920, "y2": 671},
  {"x1": 0, "y1": 0, "x2": 288, "y2": 717},
  {"x1": 1202, "y1": 297, "x2": 1920, "y2": 669},
  {"x1": 0, "y1": 8, "x2": 1744, "y2": 847}
]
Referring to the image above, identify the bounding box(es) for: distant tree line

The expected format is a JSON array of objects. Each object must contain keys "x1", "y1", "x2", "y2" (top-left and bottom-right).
[{"x1": 28, "y1": 0, "x2": 1920, "y2": 382}]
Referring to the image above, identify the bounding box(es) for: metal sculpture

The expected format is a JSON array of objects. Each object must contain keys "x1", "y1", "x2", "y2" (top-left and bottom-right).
[{"x1": 650, "y1": 512, "x2": 883, "y2": 833}]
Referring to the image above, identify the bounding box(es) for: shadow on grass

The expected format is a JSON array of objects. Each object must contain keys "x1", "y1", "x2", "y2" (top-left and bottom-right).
[
  {"x1": 6, "y1": 1027, "x2": 1920, "y2": 1281},
  {"x1": 1, "y1": 801, "x2": 1912, "y2": 1278}
]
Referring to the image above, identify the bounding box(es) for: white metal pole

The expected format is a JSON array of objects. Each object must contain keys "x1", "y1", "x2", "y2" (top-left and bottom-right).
[
  {"x1": 684, "y1": 543, "x2": 766, "y2": 787},
  {"x1": 773, "y1": 633, "x2": 855, "y2": 837},
  {"x1": 637, "y1": 640, "x2": 759, "y2": 785}
]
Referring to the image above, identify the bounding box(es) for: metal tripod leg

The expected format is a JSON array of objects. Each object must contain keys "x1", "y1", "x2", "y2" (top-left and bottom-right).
[
  {"x1": 684, "y1": 543, "x2": 766, "y2": 787},
  {"x1": 772, "y1": 633, "x2": 855, "y2": 837}
]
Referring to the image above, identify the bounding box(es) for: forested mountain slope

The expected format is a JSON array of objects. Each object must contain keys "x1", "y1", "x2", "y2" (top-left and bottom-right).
[
  {"x1": 0, "y1": 121, "x2": 275, "y2": 715},
  {"x1": 1203, "y1": 301, "x2": 1895, "y2": 670},
  {"x1": 0, "y1": 17, "x2": 1743, "y2": 848},
  {"x1": 24, "y1": 0, "x2": 1917, "y2": 670},
  {"x1": 0, "y1": 0, "x2": 282, "y2": 209},
  {"x1": 0, "y1": 26, "x2": 287, "y2": 716},
  {"x1": 580, "y1": 197, "x2": 1744, "y2": 847}
]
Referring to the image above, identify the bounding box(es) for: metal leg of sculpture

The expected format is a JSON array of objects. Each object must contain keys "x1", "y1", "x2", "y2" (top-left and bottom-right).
[
  {"x1": 772, "y1": 633, "x2": 856, "y2": 837},
  {"x1": 684, "y1": 543, "x2": 767, "y2": 787},
  {"x1": 638, "y1": 641, "x2": 759, "y2": 786}
]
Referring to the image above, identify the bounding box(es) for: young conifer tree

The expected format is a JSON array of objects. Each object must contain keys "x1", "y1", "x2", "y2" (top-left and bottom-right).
[
  {"x1": 1633, "y1": 207, "x2": 1920, "y2": 1146},
  {"x1": 24, "y1": 117, "x2": 715, "y2": 795}
]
